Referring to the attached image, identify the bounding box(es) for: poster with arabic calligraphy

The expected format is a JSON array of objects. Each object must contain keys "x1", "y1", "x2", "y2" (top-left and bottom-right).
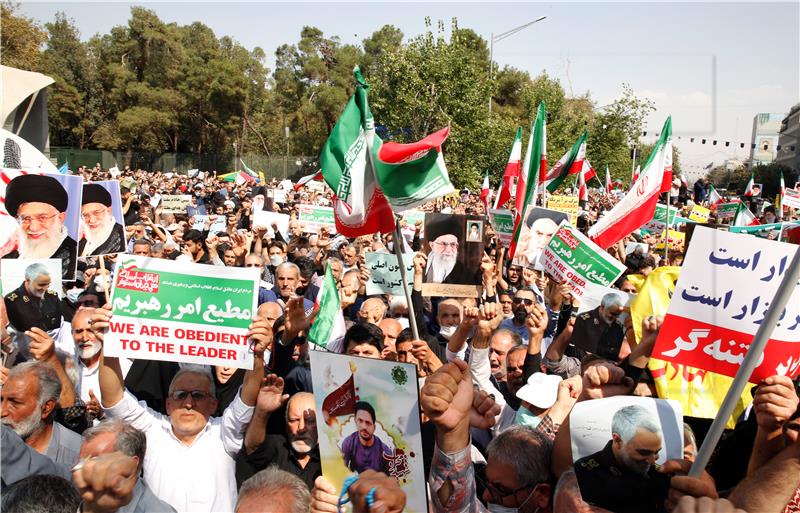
[
  {"x1": 310, "y1": 351, "x2": 427, "y2": 513},
  {"x1": 365, "y1": 252, "x2": 414, "y2": 296},
  {"x1": 539, "y1": 221, "x2": 627, "y2": 300},
  {"x1": 654, "y1": 227, "x2": 800, "y2": 382},
  {"x1": 105, "y1": 255, "x2": 260, "y2": 369}
]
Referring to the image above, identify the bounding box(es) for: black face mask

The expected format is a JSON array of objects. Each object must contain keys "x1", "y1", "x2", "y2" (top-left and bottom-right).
[{"x1": 167, "y1": 250, "x2": 181, "y2": 260}]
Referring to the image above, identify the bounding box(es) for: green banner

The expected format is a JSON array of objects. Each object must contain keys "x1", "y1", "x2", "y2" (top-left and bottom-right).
[
  {"x1": 488, "y1": 209, "x2": 514, "y2": 247},
  {"x1": 715, "y1": 202, "x2": 739, "y2": 220},
  {"x1": 298, "y1": 205, "x2": 337, "y2": 233},
  {"x1": 730, "y1": 222, "x2": 783, "y2": 240}
]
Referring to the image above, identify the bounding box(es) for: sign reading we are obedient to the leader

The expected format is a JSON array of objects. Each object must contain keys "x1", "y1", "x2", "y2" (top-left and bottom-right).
[{"x1": 106, "y1": 256, "x2": 260, "y2": 368}]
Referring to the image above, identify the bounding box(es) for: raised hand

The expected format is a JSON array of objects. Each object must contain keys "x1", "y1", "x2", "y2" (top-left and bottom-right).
[
  {"x1": 753, "y1": 375, "x2": 799, "y2": 433},
  {"x1": 580, "y1": 361, "x2": 634, "y2": 400},
  {"x1": 283, "y1": 297, "x2": 311, "y2": 340},
  {"x1": 247, "y1": 319, "x2": 274, "y2": 358},
  {"x1": 347, "y1": 469, "x2": 407, "y2": 513},
  {"x1": 87, "y1": 389, "x2": 105, "y2": 420},
  {"x1": 420, "y1": 359, "x2": 474, "y2": 434},
  {"x1": 255, "y1": 374, "x2": 289, "y2": 415},
  {"x1": 526, "y1": 303, "x2": 549, "y2": 337},
  {"x1": 72, "y1": 452, "x2": 138, "y2": 513},
  {"x1": 90, "y1": 305, "x2": 113, "y2": 344},
  {"x1": 26, "y1": 327, "x2": 56, "y2": 362},
  {"x1": 476, "y1": 302, "x2": 503, "y2": 337}
]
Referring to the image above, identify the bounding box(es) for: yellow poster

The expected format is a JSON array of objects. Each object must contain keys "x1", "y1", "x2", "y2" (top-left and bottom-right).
[
  {"x1": 547, "y1": 195, "x2": 579, "y2": 225},
  {"x1": 655, "y1": 229, "x2": 685, "y2": 250},
  {"x1": 689, "y1": 205, "x2": 711, "y2": 223}
]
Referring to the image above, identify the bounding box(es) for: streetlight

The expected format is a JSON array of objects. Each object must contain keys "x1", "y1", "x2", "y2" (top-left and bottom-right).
[{"x1": 488, "y1": 16, "x2": 547, "y2": 114}]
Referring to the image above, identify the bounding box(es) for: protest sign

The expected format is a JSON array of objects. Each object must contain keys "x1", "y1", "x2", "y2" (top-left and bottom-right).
[
  {"x1": 160, "y1": 195, "x2": 192, "y2": 213},
  {"x1": 625, "y1": 242, "x2": 649, "y2": 257},
  {"x1": 306, "y1": 179, "x2": 326, "y2": 193},
  {"x1": 365, "y1": 252, "x2": 414, "y2": 296},
  {"x1": 730, "y1": 222, "x2": 783, "y2": 241},
  {"x1": 0, "y1": 258, "x2": 62, "y2": 297},
  {"x1": 715, "y1": 202, "x2": 739, "y2": 220},
  {"x1": 421, "y1": 213, "x2": 484, "y2": 297},
  {"x1": 298, "y1": 205, "x2": 336, "y2": 234},
  {"x1": 512, "y1": 207, "x2": 569, "y2": 269},
  {"x1": 653, "y1": 226, "x2": 800, "y2": 382},
  {"x1": 547, "y1": 195, "x2": 579, "y2": 225},
  {"x1": 539, "y1": 221, "x2": 627, "y2": 299},
  {"x1": 488, "y1": 209, "x2": 514, "y2": 248},
  {"x1": 399, "y1": 210, "x2": 425, "y2": 240},
  {"x1": 272, "y1": 188, "x2": 287, "y2": 204},
  {"x1": 783, "y1": 188, "x2": 800, "y2": 210},
  {"x1": 191, "y1": 215, "x2": 226, "y2": 234},
  {"x1": 689, "y1": 205, "x2": 710, "y2": 223},
  {"x1": 578, "y1": 283, "x2": 633, "y2": 315},
  {"x1": 0, "y1": 170, "x2": 83, "y2": 280},
  {"x1": 310, "y1": 351, "x2": 427, "y2": 513},
  {"x1": 105, "y1": 255, "x2": 259, "y2": 369},
  {"x1": 571, "y1": 397, "x2": 683, "y2": 512},
  {"x1": 780, "y1": 222, "x2": 800, "y2": 244},
  {"x1": 655, "y1": 229, "x2": 686, "y2": 250},
  {"x1": 252, "y1": 210, "x2": 290, "y2": 240},
  {"x1": 641, "y1": 203, "x2": 677, "y2": 233}
]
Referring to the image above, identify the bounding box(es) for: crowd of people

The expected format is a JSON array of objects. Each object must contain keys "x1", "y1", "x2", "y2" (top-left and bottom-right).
[{"x1": 1, "y1": 162, "x2": 799, "y2": 513}]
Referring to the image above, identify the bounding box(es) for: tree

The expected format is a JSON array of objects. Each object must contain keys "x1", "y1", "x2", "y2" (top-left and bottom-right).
[{"x1": 0, "y1": 2, "x2": 46, "y2": 70}]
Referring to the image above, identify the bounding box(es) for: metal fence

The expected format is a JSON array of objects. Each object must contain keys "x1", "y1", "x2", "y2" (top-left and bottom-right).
[{"x1": 47, "y1": 147, "x2": 318, "y2": 180}]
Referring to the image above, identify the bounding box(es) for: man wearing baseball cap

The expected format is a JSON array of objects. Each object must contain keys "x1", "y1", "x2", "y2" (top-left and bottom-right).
[
  {"x1": 4, "y1": 174, "x2": 76, "y2": 279},
  {"x1": 79, "y1": 183, "x2": 126, "y2": 257}
]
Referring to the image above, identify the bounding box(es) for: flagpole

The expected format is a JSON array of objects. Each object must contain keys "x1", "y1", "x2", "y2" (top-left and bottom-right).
[
  {"x1": 664, "y1": 200, "x2": 670, "y2": 264},
  {"x1": 690, "y1": 244, "x2": 800, "y2": 477},
  {"x1": 393, "y1": 219, "x2": 420, "y2": 341}
]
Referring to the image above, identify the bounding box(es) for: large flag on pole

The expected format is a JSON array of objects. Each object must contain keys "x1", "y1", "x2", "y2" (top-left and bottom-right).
[
  {"x1": 239, "y1": 159, "x2": 258, "y2": 178},
  {"x1": 577, "y1": 161, "x2": 588, "y2": 202},
  {"x1": 779, "y1": 171, "x2": 786, "y2": 220},
  {"x1": 707, "y1": 184, "x2": 723, "y2": 207},
  {"x1": 509, "y1": 102, "x2": 546, "y2": 260},
  {"x1": 589, "y1": 117, "x2": 673, "y2": 249},
  {"x1": 294, "y1": 170, "x2": 323, "y2": 191},
  {"x1": 632, "y1": 164, "x2": 640, "y2": 184},
  {"x1": 494, "y1": 127, "x2": 522, "y2": 209},
  {"x1": 480, "y1": 169, "x2": 490, "y2": 210},
  {"x1": 542, "y1": 130, "x2": 587, "y2": 193},
  {"x1": 319, "y1": 67, "x2": 395, "y2": 236},
  {"x1": 308, "y1": 263, "x2": 347, "y2": 352},
  {"x1": 743, "y1": 172, "x2": 755, "y2": 197}
]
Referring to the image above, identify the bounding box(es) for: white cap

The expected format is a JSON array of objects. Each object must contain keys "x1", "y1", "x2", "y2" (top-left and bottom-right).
[{"x1": 515, "y1": 372, "x2": 562, "y2": 409}]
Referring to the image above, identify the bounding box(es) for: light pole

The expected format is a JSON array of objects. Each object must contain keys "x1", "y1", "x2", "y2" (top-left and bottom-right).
[{"x1": 489, "y1": 16, "x2": 547, "y2": 114}]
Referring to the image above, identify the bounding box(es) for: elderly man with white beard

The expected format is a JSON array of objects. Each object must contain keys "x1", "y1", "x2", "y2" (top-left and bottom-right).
[
  {"x1": 70, "y1": 308, "x2": 105, "y2": 421},
  {"x1": 79, "y1": 183, "x2": 126, "y2": 256},
  {"x1": 423, "y1": 217, "x2": 479, "y2": 286},
  {"x1": 4, "y1": 174, "x2": 77, "y2": 279}
]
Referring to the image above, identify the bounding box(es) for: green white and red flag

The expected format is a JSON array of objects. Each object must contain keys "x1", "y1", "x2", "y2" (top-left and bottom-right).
[
  {"x1": 589, "y1": 117, "x2": 673, "y2": 249},
  {"x1": 509, "y1": 102, "x2": 546, "y2": 260},
  {"x1": 308, "y1": 263, "x2": 346, "y2": 352},
  {"x1": 481, "y1": 169, "x2": 490, "y2": 210},
  {"x1": 494, "y1": 127, "x2": 522, "y2": 209},
  {"x1": 542, "y1": 130, "x2": 586, "y2": 193},
  {"x1": 605, "y1": 164, "x2": 612, "y2": 194},
  {"x1": 733, "y1": 201, "x2": 759, "y2": 227},
  {"x1": 743, "y1": 172, "x2": 755, "y2": 197},
  {"x1": 707, "y1": 184, "x2": 723, "y2": 207}
]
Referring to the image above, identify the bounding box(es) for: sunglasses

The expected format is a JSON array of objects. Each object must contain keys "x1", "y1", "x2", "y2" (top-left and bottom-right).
[
  {"x1": 512, "y1": 298, "x2": 534, "y2": 306},
  {"x1": 170, "y1": 390, "x2": 212, "y2": 402}
]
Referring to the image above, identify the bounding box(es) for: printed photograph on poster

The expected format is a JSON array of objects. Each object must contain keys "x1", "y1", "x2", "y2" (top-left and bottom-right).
[
  {"x1": 0, "y1": 170, "x2": 83, "y2": 280},
  {"x1": 512, "y1": 206, "x2": 569, "y2": 270},
  {"x1": 79, "y1": 181, "x2": 127, "y2": 258},
  {"x1": 421, "y1": 213, "x2": 484, "y2": 297},
  {"x1": 571, "y1": 396, "x2": 683, "y2": 513},
  {"x1": 1, "y1": 259, "x2": 64, "y2": 334},
  {"x1": 0, "y1": 258, "x2": 62, "y2": 297},
  {"x1": 750, "y1": 183, "x2": 763, "y2": 197},
  {"x1": 572, "y1": 289, "x2": 628, "y2": 360},
  {"x1": 465, "y1": 220, "x2": 483, "y2": 242},
  {"x1": 310, "y1": 351, "x2": 427, "y2": 513}
]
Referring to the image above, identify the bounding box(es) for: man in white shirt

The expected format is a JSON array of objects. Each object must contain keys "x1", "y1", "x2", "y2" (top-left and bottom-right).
[
  {"x1": 71, "y1": 308, "x2": 102, "y2": 405},
  {"x1": 93, "y1": 308, "x2": 269, "y2": 512}
]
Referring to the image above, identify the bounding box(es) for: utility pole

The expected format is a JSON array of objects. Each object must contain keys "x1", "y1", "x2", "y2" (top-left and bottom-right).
[{"x1": 488, "y1": 16, "x2": 547, "y2": 115}]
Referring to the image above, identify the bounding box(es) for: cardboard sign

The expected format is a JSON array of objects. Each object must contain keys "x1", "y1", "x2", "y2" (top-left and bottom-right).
[
  {"x1": 653, "y1": 227, "x2": 800, "y2": 382},
  {"x1": 655, "y1": 229, "x2": 686, "y2": 250},
  {"x1": 421, "y1": 213, "x2": 484, "y2": 297},
  {"x1": 511, "y1": 207, "x2": 569, "y2": 269},
  {"x1": 730, "y1": 223, "x2": 783, "y2": 241},
  {"x1": 715, "y1": 202, "x2": 740, "y2": 220},
  {"x1": 272, "y1": 189, "x2": 287, "y2": 204},
  {"x1": 783, "y1": 189, "x2": 800, "y2": 210},
  {"x1": 310, "y1": 351, "x2": 427, "y2": 513},
  {"x1": 160, "y1": 195, "x2": 192, "y2": 213},
  {"x1": 106, "y1": 255, "x2": 259, "y2": 368},
  {"x1": 191, "y1": 215, "x2": 226, "y2": 234},
  {"x1": 688, "y1": 205, "x2": 711, "y2": 223},
  {"x1": 298, "y1": 205, "x2": 336, "y2": 234},
  {"x1": 547, "y1": 195, "x2": 579, "y2": 225},
  {"x1": 539, "y1": 221, "x2": 627, "y2": 299},
  {"x1": 642, "y1": 204, "x2": 677, "y2": 233},
  {"x1": 252, "y1": 211, "x2": 290, "y2": 240},
  {"x1": 365, "y1": 252, "x2": 414, "y2": 296},
  {"x1": 487, "y1": 209, "x2": 514, "y2": 248},
  {"x1": 399, "y1": 210, "x2": 425, "y2": 241}
]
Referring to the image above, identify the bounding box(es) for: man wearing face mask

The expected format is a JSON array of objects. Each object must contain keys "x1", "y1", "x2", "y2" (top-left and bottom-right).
[
  {"x1": 422, "y1": 360, "x2": 555, "y2": 513},
  {"x1": 238, "y1": 375, "x2": 321, "y2": 489}
]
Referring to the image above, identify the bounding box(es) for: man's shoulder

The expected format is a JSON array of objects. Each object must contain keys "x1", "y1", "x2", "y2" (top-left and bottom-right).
[
  {"x1": 574, "y1": 449, "x2": 606, "y2": 472},
  {"x1": 54, "y1": 422, "x2": 84, "y2": 448}
]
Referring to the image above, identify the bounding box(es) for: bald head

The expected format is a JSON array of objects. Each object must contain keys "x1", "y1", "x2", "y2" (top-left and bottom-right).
[
  {"x1": 256, "y1": 302, "x2": 283, "y2": 328},
  {"x1": 378, "y1": 318, "x2": 402, "y2": 349},
  {"x1": 359, "y1": 298, "x2": 387, "y2": 325}
]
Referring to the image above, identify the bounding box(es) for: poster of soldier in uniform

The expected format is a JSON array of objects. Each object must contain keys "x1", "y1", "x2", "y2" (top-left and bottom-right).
[
  {"x1": 572, "y1": 288, "x2": 632, "y2": 360},
  {"x1": 570, "y1": 396, "x2": 683, "y2": 513},
  {"x1": 421, "y1": 213, "x2": 484, "y2": 297},
  {"x1": 310, "y1": 351, "x2": 427, "y2": 513}
]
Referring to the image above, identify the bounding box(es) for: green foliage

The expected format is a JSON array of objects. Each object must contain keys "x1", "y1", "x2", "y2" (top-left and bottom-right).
[{"x1": 1, "y1": 2, "x2": 46, "y2": 70}]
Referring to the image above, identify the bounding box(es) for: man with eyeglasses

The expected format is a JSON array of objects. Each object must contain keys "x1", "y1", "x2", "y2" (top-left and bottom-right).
[
  {"x1": 4, "y1": 174, "x2": 77, "y2": 279},
  {"x1": 424, "y1": 219, "x2": 479, "y2": 286},
  {"x1": 79, "y1": 183, "x2": 126, "y2": 257}
]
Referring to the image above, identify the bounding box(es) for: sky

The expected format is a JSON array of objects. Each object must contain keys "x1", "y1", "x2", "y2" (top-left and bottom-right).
[{"x1": 17, "y1": 1, "x2": 800, "y2": 179}]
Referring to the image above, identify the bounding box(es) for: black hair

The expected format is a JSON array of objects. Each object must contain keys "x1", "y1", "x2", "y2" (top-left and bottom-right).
[
  {"x1": 183, "y1": 229, "x2": 204, "y2": 243},
  {"x1": 343, "y1": 322, "x2": 384, "y2": 353},
  {"x1": 1, "y1": 475, "x2": 80, "y2": 513},
  {"x1": 294, "y1": 256, "x2": 315, "y2": 278},
  {"x1": 354, "y1": 400, "x2": 376, "y2": 423},
  {"x1": 396, "y1": 327, "x2": 415, "y2": 345}
]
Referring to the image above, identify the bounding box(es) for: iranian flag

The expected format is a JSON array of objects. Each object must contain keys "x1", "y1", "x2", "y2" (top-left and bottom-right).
[
  {"x1": 605, "y1": 164, "x2": 612, "y2": 194},
  {"x1": 733, "y1": 201, "x2": 759, "y2": 227},
  {"x1": 494, "y1": 127, "x2": 522, "y2": 209},
  {"x1": 308, "y1": 263, "x2": 346, "y2": 352},
  {"x1": 219, "y1": 171, "x2": 254, "y2": 184},
  {"x1": 543, "y1": 130, "x2": 587, "y2": 193},
  {"x1": 743, "y1": 172, "x2": 755, "y2": 197},
  {"x1": 577, "y1": 160, "x2": 588, "y2": 202},
  {"x1": 581, "y1": 159, "x2": 597, "y2": 183},
  {"x1": 589, "y1": 117, "x2": 673, "y2": 249},
  {"x1": 319, "y1": 67, "x2": 395, "y2": 236},
  {"x1": 480, "y1": 169, "x2": 490, "y2": 210},
  {"x1": 632, "y1": 164, "x2": 640, "y2": 184},
  {"x1": 294, "y1": 170, "x2": 323, "y2": 191},
  {"x1": 779, "y1": 171, "x2": 786, "y2": 219},
  {"x1": 707, "y1": 184, "x2": 723, "y2": 207},
  {"x1": 509, "y1": 102, "x2": 546, "y2": 260},
  {"x1": 373, "y1": 126, "x2": 453, "y2": 211}
]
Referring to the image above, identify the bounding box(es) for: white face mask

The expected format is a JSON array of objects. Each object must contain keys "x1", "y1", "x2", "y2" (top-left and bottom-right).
[
  {"x1": 270, "y1": 255, "x2": 284, "y2": 267},
  {"x1": 439, "y1": 325, "x2": 457, "y2": 340},
  {"x1": 487, "y1": 491, "x2": 539, "y2": 513},
  {"x1": 66, "y1": 288, "x2": 84, "y2": 303}
]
